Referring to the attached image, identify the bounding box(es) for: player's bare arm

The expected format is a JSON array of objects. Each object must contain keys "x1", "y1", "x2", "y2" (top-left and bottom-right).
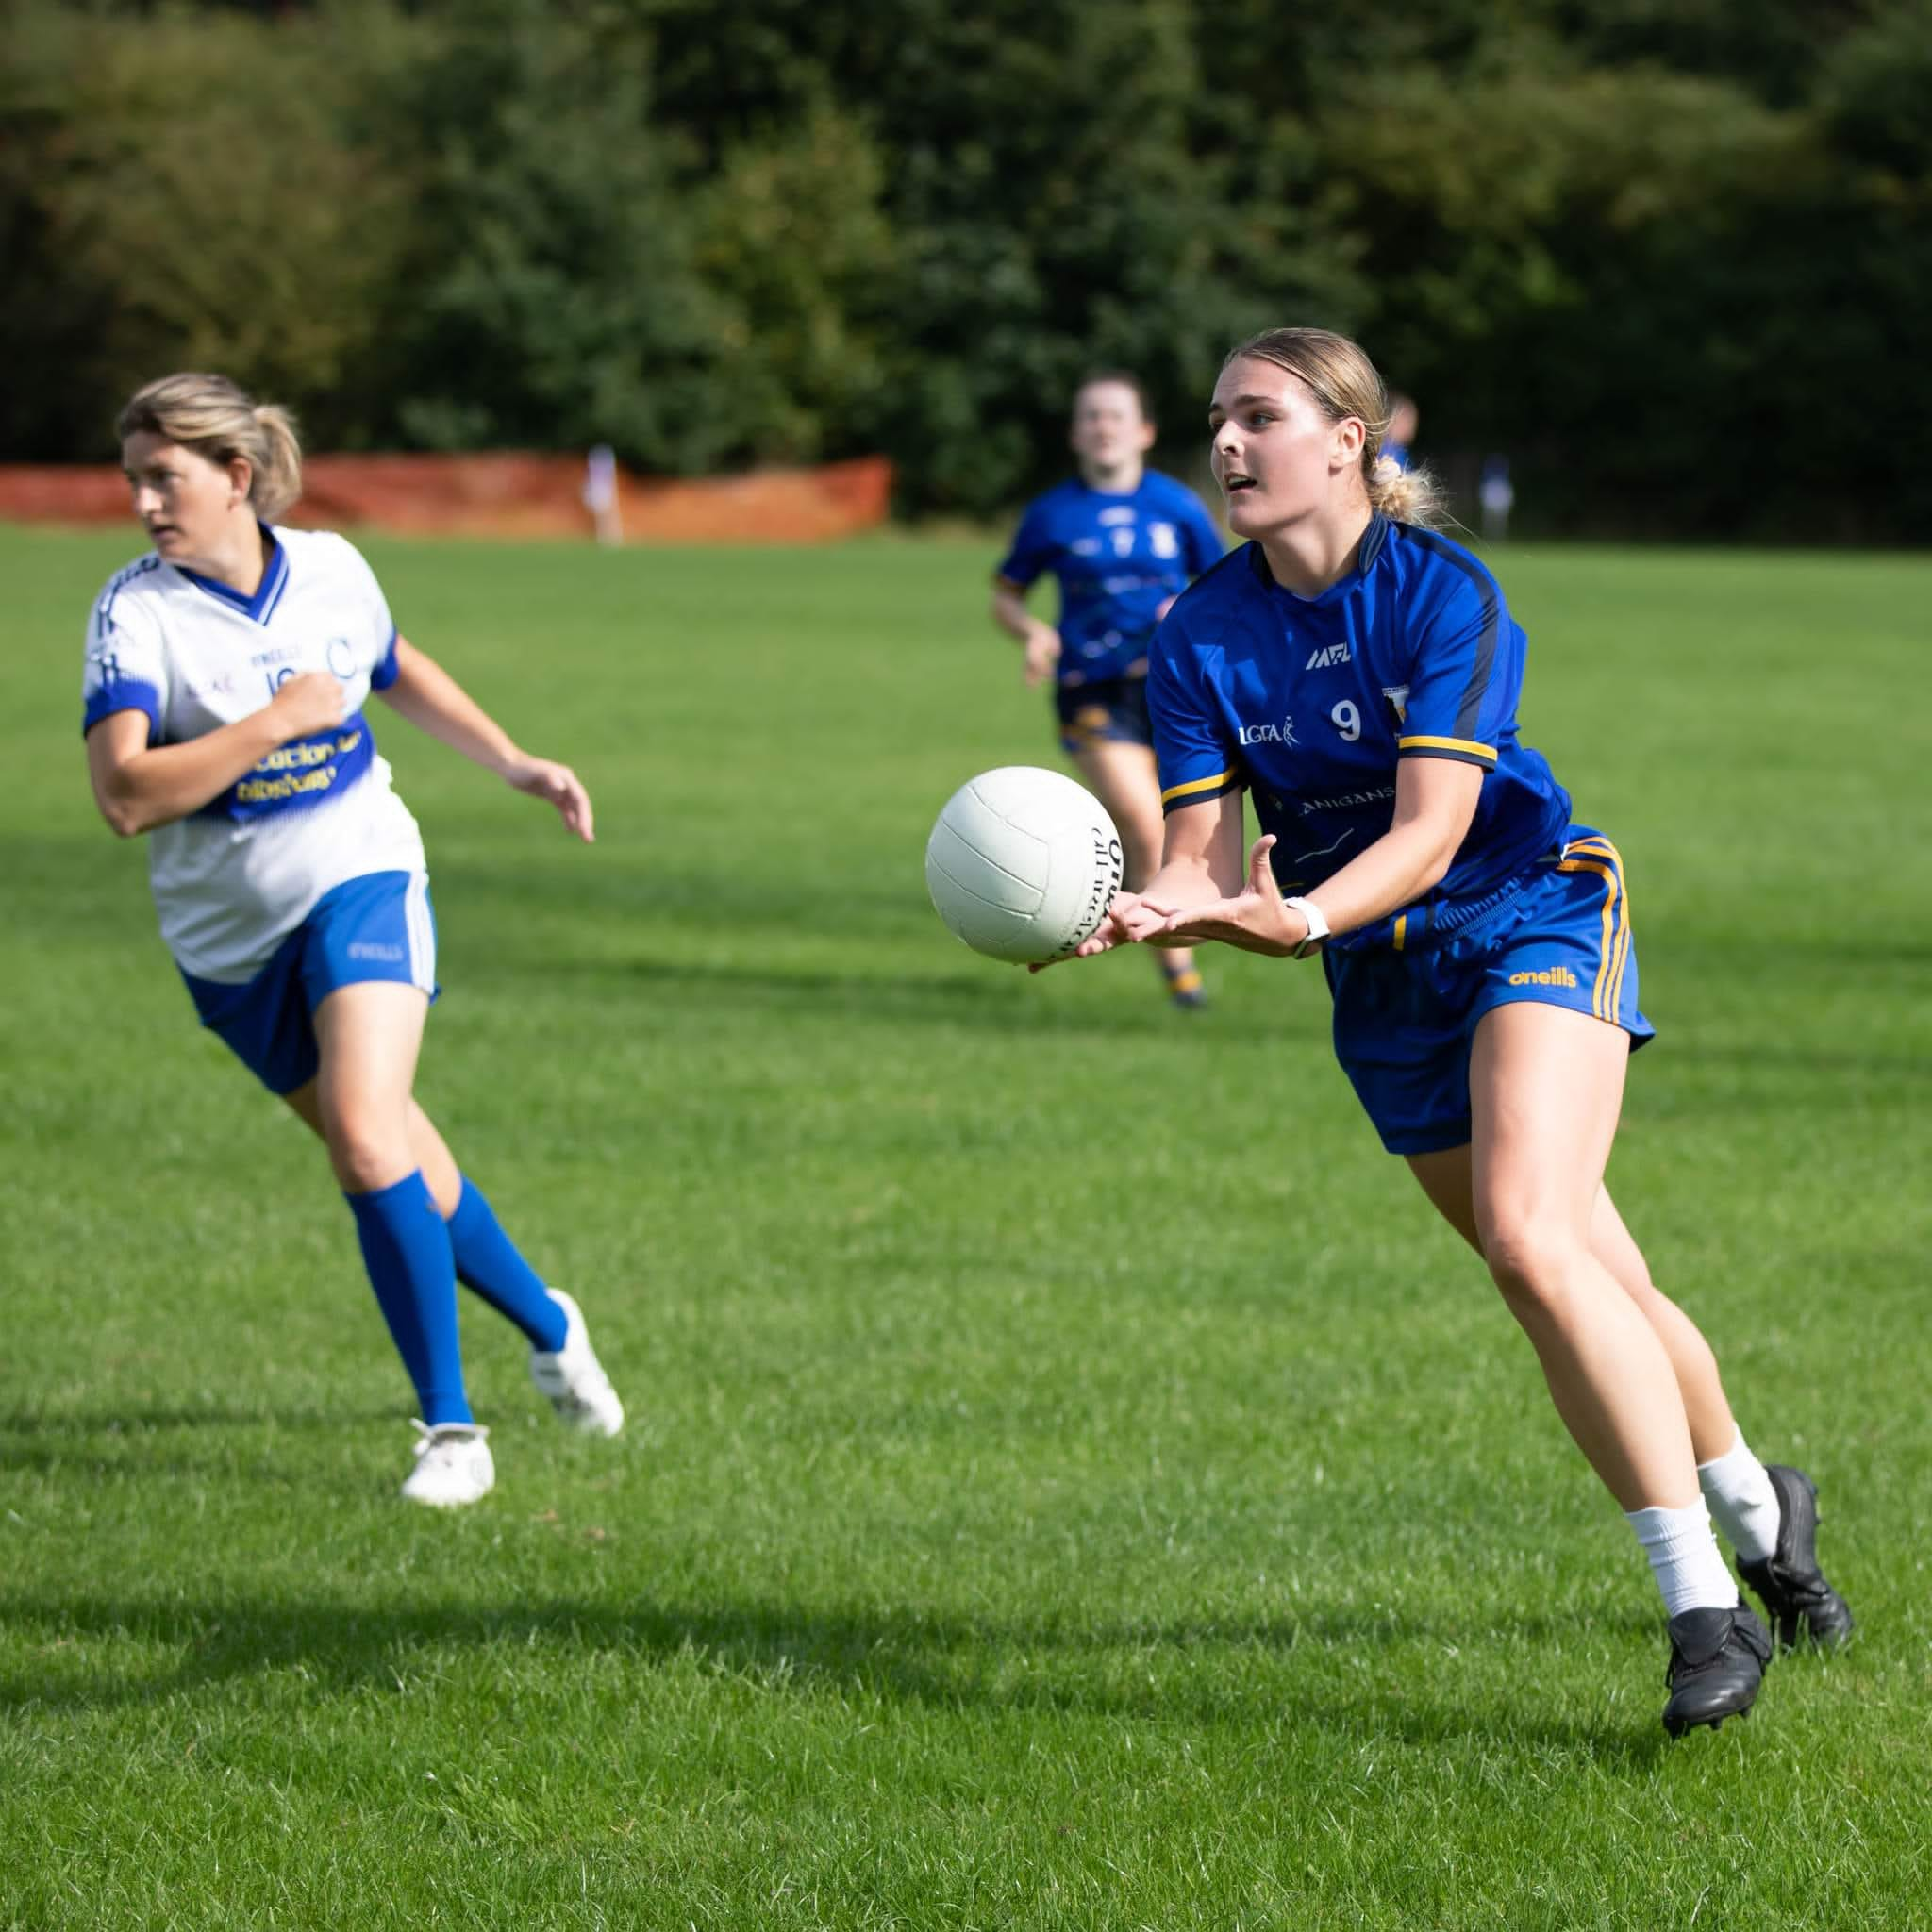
[
  {"x1": 989, "y1": 577, "x2": 1060, "y2": 687},
  {"x1": 1151, "y1": 755, "x2": 1482, "y2": 955},
  {"x1": 85, "y1": 671, "x2": 349, "y2": 838},
  {"x1": 375, "y1": 636, "x2": 593, "y2": 842}
]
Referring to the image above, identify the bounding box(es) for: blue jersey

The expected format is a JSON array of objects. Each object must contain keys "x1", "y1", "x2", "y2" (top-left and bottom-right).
[
  {"x1": 996, "y1": 472, "x2": 1224, "y2": 684},
  {"x1": 1148, "y1": 517, "x2": 1571, "y2": 953}
]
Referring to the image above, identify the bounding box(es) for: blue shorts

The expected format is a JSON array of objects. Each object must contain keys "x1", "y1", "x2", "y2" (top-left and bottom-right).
[
  {"x1": 1056, "y1": 674, "x2": 1153, "y2": 756},
  {"x1": 1323, "y1": 829, "x2": 1654, "y2": 1157},
  {"x1": 180, "y1": 870, "x2": 438, "y2": 1095}
]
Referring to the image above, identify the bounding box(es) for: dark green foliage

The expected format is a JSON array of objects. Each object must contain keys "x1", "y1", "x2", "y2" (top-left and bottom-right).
[
  {"x1": 370, "y1": 0, "x2": 734, "y2": 468},
  {"x1": 1, "y1": 0, "x2": 1926, "y2": 532},
  {"x1": 0, "y1": 4, "x2": 419, "y2": 459}
]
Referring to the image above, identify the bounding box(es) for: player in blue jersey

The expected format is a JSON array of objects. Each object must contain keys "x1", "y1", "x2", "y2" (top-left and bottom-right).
[
  {"x1": 81, "y1": 373, "x2": 626, "y2": 1507},
  {"x1": 1381, "y1": 392, "x2": 1418, "y2": 475},
  {"x1": 991, "y1": 373, "x2": 1225, "y2": 1007},
  {"x1": 1063, "y1": 328, "x2": 1852, "y2": 1735}
]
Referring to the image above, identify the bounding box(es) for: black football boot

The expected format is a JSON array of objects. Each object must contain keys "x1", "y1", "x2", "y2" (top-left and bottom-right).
[
  {"x1": 1738, "y1": 1464, "x2": 1856, "y2": 1651},
  {"x1": 1661, "y1": 1602, "x2": 1773, "y2": 1738}
]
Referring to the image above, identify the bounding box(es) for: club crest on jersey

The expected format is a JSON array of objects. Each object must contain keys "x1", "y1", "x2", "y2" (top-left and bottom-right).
[
  {"x1": 1306, "y1": 641, "x2": 1352, "y2": 669},
  {"x1": 1382, "y1": 684, "x2": 1410, "y2": 724},
  {"x1": 1238, "y1": 715, "x2": 1296, "y2": 747}
]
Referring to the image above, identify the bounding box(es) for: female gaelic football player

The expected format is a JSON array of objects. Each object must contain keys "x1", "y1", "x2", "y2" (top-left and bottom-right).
[
  {"x1": 991, "y1": 373, "x2": 1224, "y2": 1008},
  {"x1": 1064, "y1": 328, "x2": 1852, "y2": 1735},
  {"x1": 81, "y1": 373, "x2": 625, "y2": 1507}
]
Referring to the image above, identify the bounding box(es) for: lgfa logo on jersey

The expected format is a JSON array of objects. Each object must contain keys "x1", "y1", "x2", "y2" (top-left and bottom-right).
[
  {"x1": 1306, "y1": 641, "x2": 1352, "y2": 669},
  {"x1": 1238, "y1": 715, "x2": 1297, "y2": 747}
]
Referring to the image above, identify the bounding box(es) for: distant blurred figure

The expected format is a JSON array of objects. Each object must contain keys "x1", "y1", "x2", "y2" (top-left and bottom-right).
[
  {"x1": 1380, "y1": 392, "x2": 1420, "y2": 474},
  {"x1": 1480, "y1": 457, "x2": 1516, "y2": 541},
  {"x1": 584, "y1": 443, "x2": 623, "y2": 546},
  {"x1": 991, "y1": 372, "x2": 1224, "y2": 1008}
]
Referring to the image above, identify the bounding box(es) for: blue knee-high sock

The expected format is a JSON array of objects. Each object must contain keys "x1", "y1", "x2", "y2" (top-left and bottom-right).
[
  {"x1": 446, "y1": 1176, "x2": 568, "y2": 1352},
  {"x1": 345, "y1": 1171, "x2": 472, "y2": 1425}
]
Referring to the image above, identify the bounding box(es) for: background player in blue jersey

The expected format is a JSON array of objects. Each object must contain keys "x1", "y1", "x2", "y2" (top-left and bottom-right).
[
  {"x1": 1064, "y1": 328, "x2": 1852, "y2": 1735},
  {"x1": 1381, "y1": 392, "x2": 1419, "y2": 475},
  {"x1": 81, "y1": 373, "x2": 625, "y2": 1507},
  {"x1": 991, "y1": 373, "x2": 1224, "y2": 1008}
]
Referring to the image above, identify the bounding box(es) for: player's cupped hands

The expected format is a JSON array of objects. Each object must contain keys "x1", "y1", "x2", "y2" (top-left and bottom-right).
[
  {"x1": 505, "y1": 754, "x2": 595, "y2": 843},
  {"x1": 1146, "y1": 835, "x2": 1304, "y2": 956},
  {"x1": 1026, "y1": 891, "x2": 1171, "y2": 971}
]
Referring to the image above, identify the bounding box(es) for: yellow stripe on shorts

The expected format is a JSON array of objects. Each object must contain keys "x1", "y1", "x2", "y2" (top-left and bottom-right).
[{"x1": 1556, "y1": 838, "x2": 1631, "y2": 1022}]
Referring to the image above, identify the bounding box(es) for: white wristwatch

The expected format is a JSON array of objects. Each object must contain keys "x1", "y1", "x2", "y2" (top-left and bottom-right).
[{"x1": 1282, "y1": 896, "x2": 1330, "y2": 959}]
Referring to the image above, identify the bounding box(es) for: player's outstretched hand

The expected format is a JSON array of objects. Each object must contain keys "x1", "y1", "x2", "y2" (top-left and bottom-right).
[
  {"x1": 1145, "y1": 835, "x2": 1303, "y2": 956},
  {"x1": 267, "y1": 671, "x2": 351, "y2": 741},
  {"x1": 506, "y1": 755, "x2": 595, "y2": 843},
  {"x1": 1026, "y1": 891, "x2": 1169, "y2": 971}
]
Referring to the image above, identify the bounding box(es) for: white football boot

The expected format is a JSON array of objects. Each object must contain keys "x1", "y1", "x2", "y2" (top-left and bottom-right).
[
  {"x1": 400, "y1": 1421, "x2": 495, "y2": 1507},
  {"x1": 528, "y1": 1289, "x2": 625, "y2": 1437}
]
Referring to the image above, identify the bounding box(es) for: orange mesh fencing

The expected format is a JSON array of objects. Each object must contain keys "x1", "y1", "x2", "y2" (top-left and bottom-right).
[{"x1": 0, "y1": 452, "x2": 893, "y2": 541}]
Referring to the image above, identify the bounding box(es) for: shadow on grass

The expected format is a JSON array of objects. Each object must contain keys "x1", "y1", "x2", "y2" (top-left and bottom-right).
[
  {"x1": 0, "y1": 1404, "x2": 419, "y2": 1486},
  {"x1": 526, "y1": 953, "x2": 1209, "y2": 1038},
  {"x1": 0, "y1": 1587, "x2": 1669, "y2": 1763},
  {"x1": 0, "y1": 1404, "x2": 397, "y2": 1435}
]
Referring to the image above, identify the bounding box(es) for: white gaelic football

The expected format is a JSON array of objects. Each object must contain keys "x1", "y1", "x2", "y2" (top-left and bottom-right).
[{"x1": 924, "y1": 766, "x2": 1124, "y2": 964}]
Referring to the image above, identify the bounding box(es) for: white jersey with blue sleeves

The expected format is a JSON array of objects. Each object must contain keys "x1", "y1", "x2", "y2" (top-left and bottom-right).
[{"x1": 81, "y1": 526, "x2": 426, "y2": 982}]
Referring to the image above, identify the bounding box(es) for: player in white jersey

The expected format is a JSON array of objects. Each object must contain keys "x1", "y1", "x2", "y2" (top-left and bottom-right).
[{"x1": 82, "y1": 373, "x2": 625, "y2": 1507}]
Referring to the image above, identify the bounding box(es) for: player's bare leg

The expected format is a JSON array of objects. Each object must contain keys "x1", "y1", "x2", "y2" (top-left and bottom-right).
[
  {"x1": 1583, "y1": 1190, "x2": 1736, "y2": 1460},
  {"x1": 1408, "y1": 1001, "x2": 1769, "y2": 1731},
  {"x1": 1464, "y1": 1002, "x2": 1697, "y2": 1508},
  {"x1": 1406, "y1": 1154, "x2": 1737, "y2": 1461},
  {"x1": 1581, "y1": 1188, "x2": 1850, "y2": 1649},
  {"x1": 284, "y1": 1082, "x2": 461, "y2": 1215},
  {"x1": 1068, "y1": 732, "x2": 1202, "y2": 1005},
  {"x1": 311, "y1": 980, "x2": 431, "y2": 1196},
  {"x1": 1407, "y1": 1138, "x2": 1851, "y2": 1653}
]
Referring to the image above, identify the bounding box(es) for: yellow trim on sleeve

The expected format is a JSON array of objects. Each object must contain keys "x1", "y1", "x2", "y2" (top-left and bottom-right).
[
  {"x1": 1397, "y1": 734, "x2": 1498, "y2": 764},
  {"x1": 1159, "y1": 769, "x2": 1238, "y2": 806},
  {"x1": 1392, "y1": 913, "x2": 1407, "y2": 952}
]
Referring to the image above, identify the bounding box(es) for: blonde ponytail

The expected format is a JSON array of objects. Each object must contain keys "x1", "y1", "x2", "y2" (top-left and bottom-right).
[
  {"x1": 1367, "y1": 453, "x2": 1444, "y2": 528},
  {"x1": 247, "y1": 404, "x2": 303, "y2": 521},
  {"x1": 116, "y1": 374, "x2": 304, "y2": 520},
  {"x1": 1225, "y1": 328, "x2": 1446, "y2": 528}
]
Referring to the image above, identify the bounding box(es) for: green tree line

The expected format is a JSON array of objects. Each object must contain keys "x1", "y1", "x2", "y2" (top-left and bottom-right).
[{"x1": 5, "y1": 0, "x2": 1929, "y2": 536}]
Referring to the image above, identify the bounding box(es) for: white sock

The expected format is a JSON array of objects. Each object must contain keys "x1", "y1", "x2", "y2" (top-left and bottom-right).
[
  {"x1": 1625, "y1": 1500, "x2": 1739, "y2": 1617},
  {"x1": 1697, "y1": 1430, "x2": 1781, "y2": 1564}
]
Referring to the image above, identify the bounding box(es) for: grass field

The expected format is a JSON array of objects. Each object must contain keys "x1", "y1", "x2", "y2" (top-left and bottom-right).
[{"x1": 3, "y1": 523, "x2": 1929, "y2": 1930}]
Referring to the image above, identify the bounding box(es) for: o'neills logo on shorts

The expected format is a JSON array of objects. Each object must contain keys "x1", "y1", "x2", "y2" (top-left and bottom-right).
[
  {"x1": 347, "y1": 941, "x2": 406, "y2": 962},
  {"x1": 1508, "y1": 966, "x2": 1578, "y2": 988}
]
